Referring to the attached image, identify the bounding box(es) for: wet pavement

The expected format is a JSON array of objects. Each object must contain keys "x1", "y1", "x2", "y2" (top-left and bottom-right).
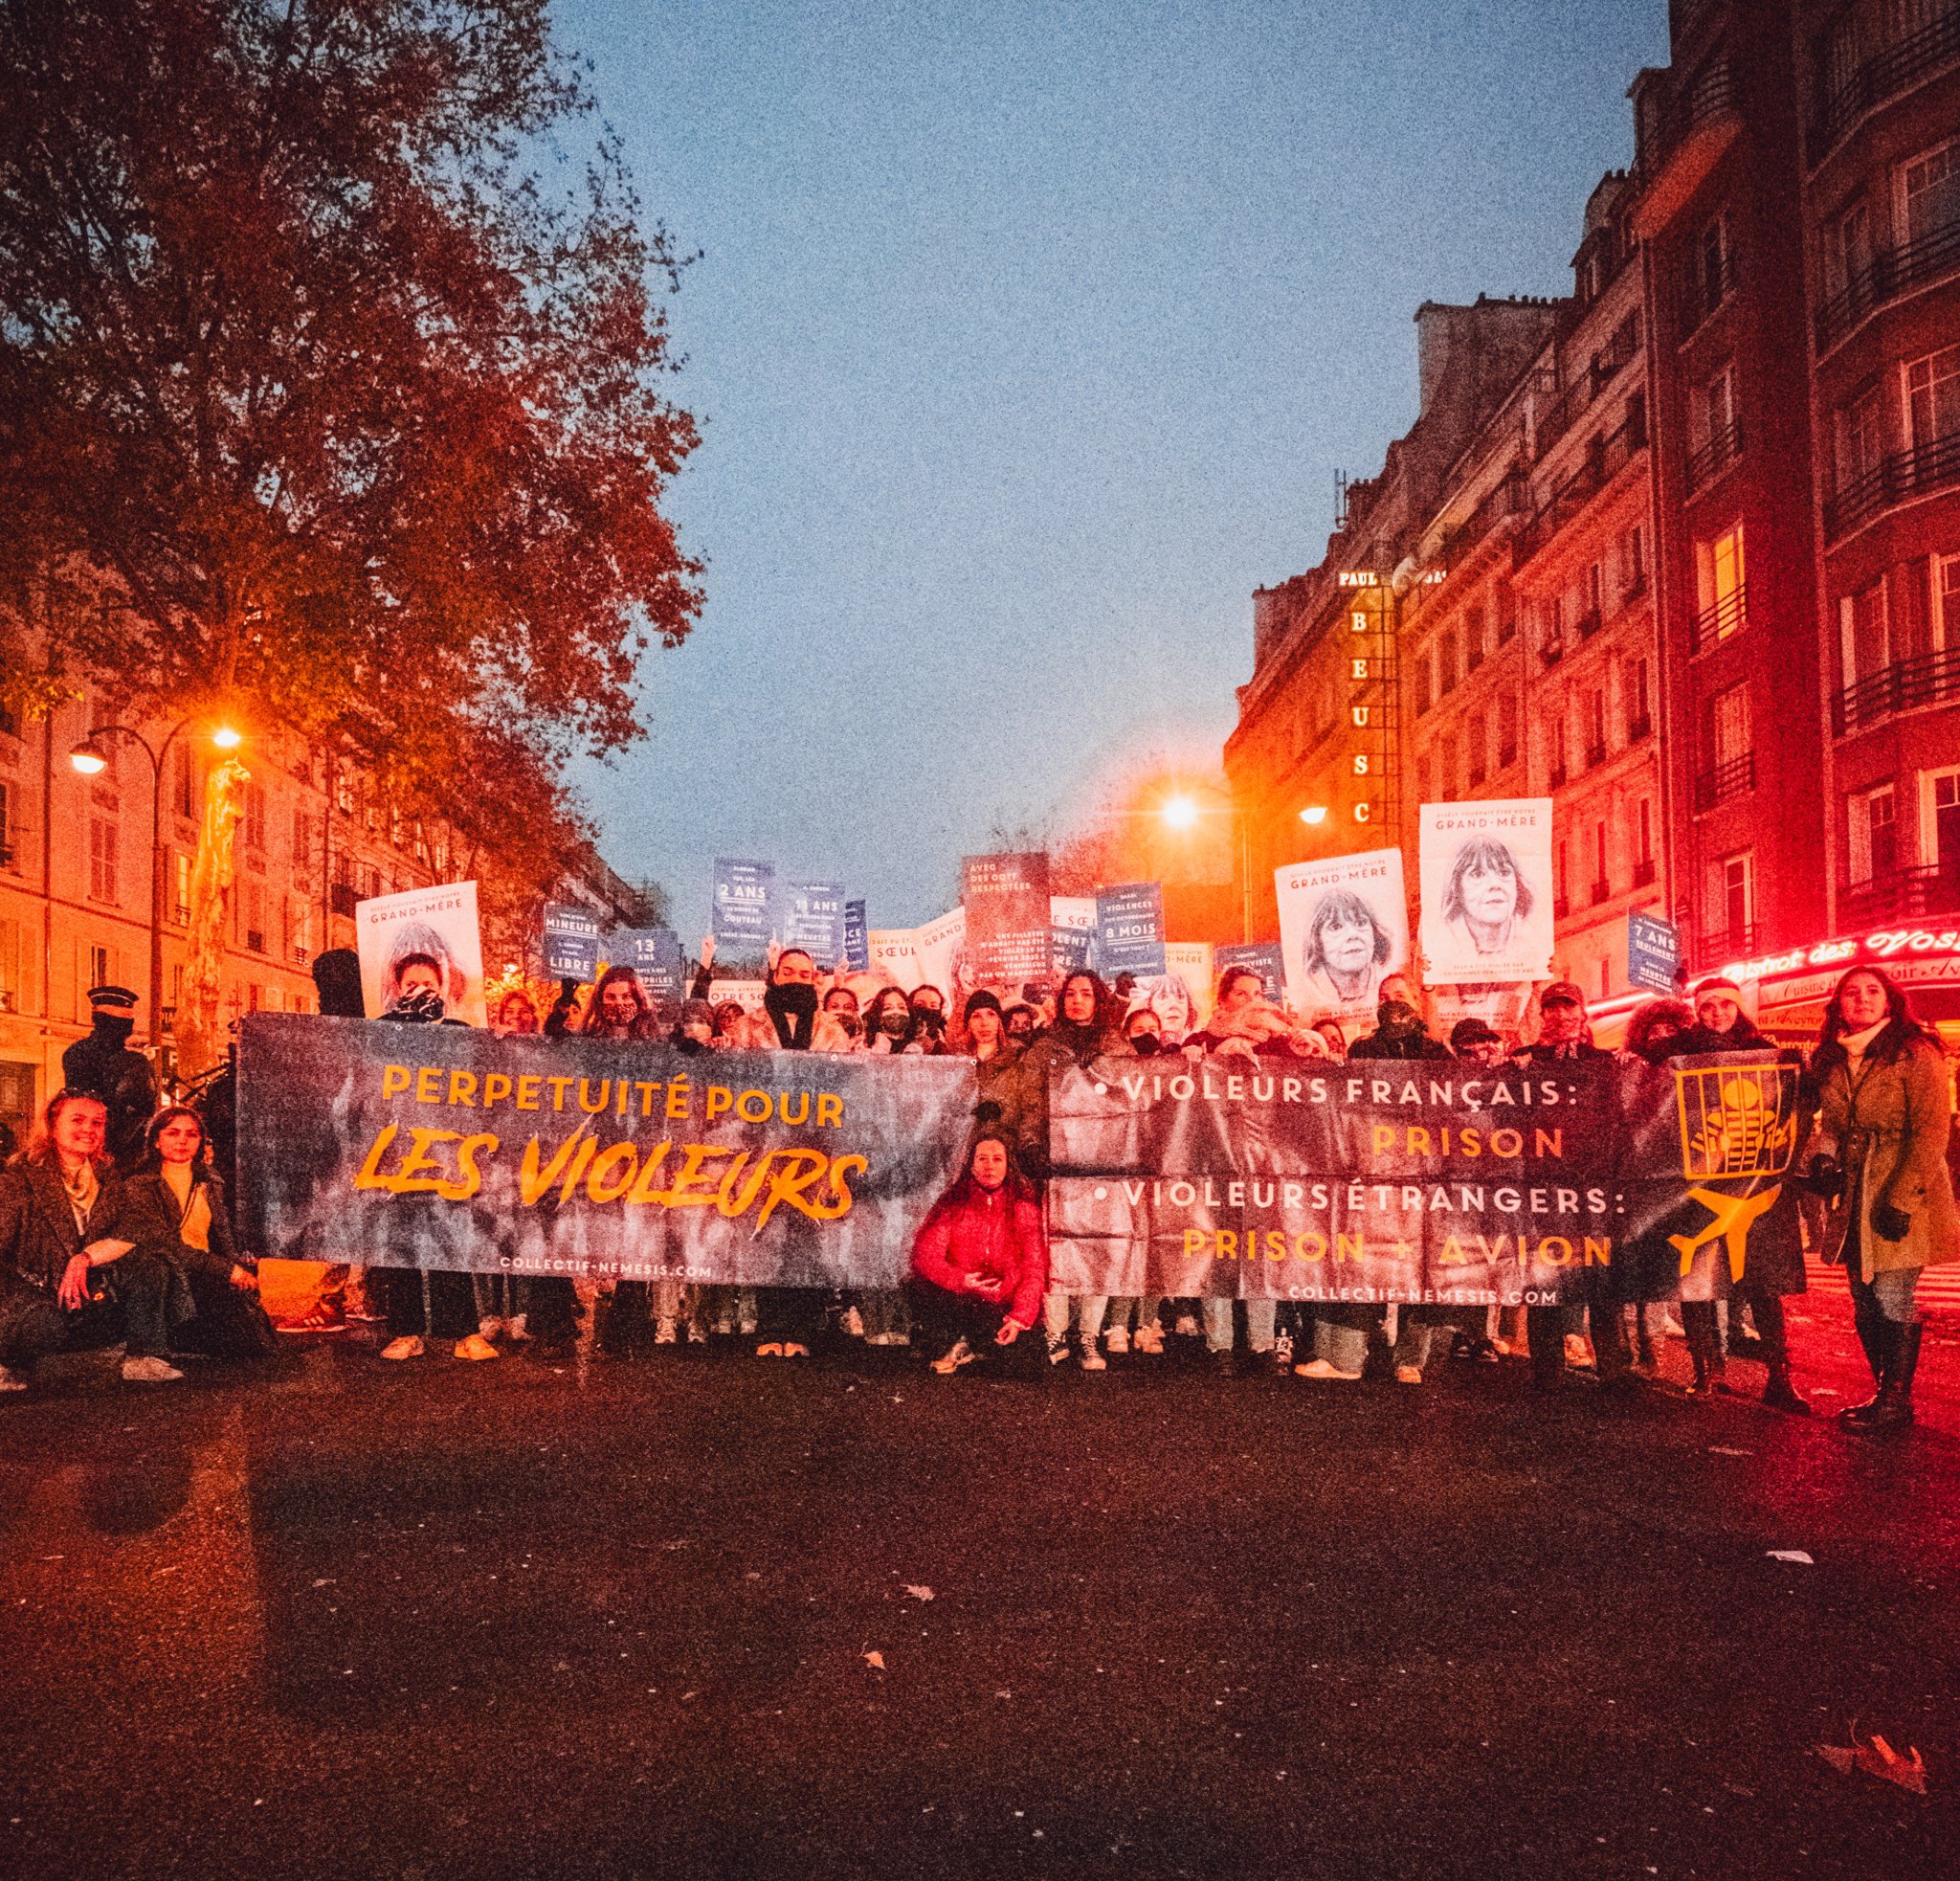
[{"x1": 2, "y1": 1312, "x2": 1956, "y2": 1880}]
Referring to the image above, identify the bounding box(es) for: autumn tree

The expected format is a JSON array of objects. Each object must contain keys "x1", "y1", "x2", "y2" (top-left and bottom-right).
[{"x1": 0, "y1": 0, "x2": 700, "y2": 1071}]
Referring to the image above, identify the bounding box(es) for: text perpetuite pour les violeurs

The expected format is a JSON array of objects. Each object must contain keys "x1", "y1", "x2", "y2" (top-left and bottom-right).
[{"x1": 351, "y1": 1063, "x2": 864, "y2": 1224}]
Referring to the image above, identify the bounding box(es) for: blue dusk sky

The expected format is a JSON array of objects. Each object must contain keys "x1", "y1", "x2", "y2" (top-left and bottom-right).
[{"x1": 561, "y1": 0, "x2": 1671, "y2": 937}]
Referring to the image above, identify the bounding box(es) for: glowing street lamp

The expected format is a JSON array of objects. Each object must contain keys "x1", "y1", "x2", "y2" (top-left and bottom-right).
[
  {"x1": 67, "y1": 719, "x2": 245, "y2": 1058},
  {"x1": 1300, "y1": 805, "x2": 1328, "y2": 825},
  {"x1": 1159, "y1": 793, "x2": 1201, "y2": 832}
]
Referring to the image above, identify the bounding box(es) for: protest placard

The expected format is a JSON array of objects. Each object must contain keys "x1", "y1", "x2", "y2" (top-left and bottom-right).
[
  {"x1": 1418, "y1": 798, "x2": 1555, "y2": 984},
  {"x1": 358, "y1": 882, "x2": 488, "y2": 1026},
  {"x1": 1276, "y1": 848, "x2": 1410, "y2": 1025}
]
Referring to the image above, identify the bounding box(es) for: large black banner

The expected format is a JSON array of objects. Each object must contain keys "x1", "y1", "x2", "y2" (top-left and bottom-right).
[
  {"x1": 235, "y1": 1017, "x2": 978, "y2": 1286},
  {"x1": 1046, "y1": 1052, "x2": 1807, "y2": 1307}
]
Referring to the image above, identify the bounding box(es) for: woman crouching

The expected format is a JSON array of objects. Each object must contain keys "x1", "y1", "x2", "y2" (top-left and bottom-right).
[
  {"x1": 123, "y1": 1107, "x2": 278, "y2": 1360},
  {"x1": 905, "y1": 1129, "x2": 1047, "y2": 1377}
]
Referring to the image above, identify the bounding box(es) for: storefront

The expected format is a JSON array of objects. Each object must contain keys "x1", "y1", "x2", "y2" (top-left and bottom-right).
[{"x1": 1729, "y1": 923, "x2": 1960, "y2": 1050}]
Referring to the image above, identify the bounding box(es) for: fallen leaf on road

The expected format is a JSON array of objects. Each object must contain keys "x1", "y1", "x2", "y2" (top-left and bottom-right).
[
  {"x1": 863, "y1": 1650, "x2": 885, "y2": 1670},
  {"x1": 1767, "y1": 1550, "x2": 1814, "y2": 1564},
  {"x1": 1818, "y1": 1733, "x2": 1928, "y2": 1795},
  {"x1": 904, "y1": 1584, "x2": 935, "y2": 1601}
]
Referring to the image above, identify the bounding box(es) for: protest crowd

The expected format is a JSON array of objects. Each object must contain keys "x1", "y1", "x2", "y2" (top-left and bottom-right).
[{"x1": 4, "y1": 930, "x2": 1955, "y2": 1439}]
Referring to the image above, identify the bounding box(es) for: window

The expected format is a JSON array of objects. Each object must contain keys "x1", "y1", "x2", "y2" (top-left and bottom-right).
[
  {"x1": 1555, "y1": 838, "x2": 1570, "y2": 915},
  {"x1": 1710, "y1": 681, "x2": 1752, "y2": 765},
  {"x1": 1467, "y1": 712, "x2": 1488, "y2": 787},
  {"x1": 1495, "y1": 580, "x2": 1517, "y2": 644},
  {"x1": 241, "y1": 881, "x2": 267, "y2": 954},
  {"x1": 1498, "y1": 694, "x2": 1520, "y2": 768},
  {"x1": 1692, "y1": 215, "x2": 1730, "y2": 320},
  {"x1": 1628, "y1": 657, "x2": 1653, "y2": 738},
  {"x1": 1850, "y1": 783, "x2": 1898, "y2": 885},
  {"x1": 171, "y1": 747, "x2": 196, "y2": 820},
  {"x1": 1712, "y1": 852, "x2": 1753, "y2": 949},
  {"x1": 0, "y1": 779, "x2": 11, "y2": 868},
  {"x1": 1619, "y1": 524, "x2": 1645, "y2": 595},
  {"x1": 1836, "y1": 383, "x2": 1885, "y2": 492},
  {"x1": 1439, "y1": 734, "x2": 1459, "y2": 798},
  {"x1": 242, "y1": 779, "x2": 267, "y2": 853},
  {"x1": 1695, "y1": 522, "x2": 1747, "y2": 645},
  {"x1": 1464, "y1": 605, "x2": 1485, "y2": 671},
  {"x1": 88, "y1": 817, "x2": 118, "y2": 904},
  {"x1": 292, "y1": 804, "x2": 313, "y2": 863},
  {"x1": 0, "y1": 700, "x2": 15, "y2": 739},
  {"x1": 1900, "y1": 140, "x2": 1960, "y2": 250},
  {"x1": 1938, "y1": 551, "x2": 1960, "y2": 646},
  {"x1": 1586, "y1": 689, "x2": 1607, "y2": 765},
  {"x1": 87, "y1": 943, "x2": 114, "y2": 998},
  {"x1": 1934, "y1": 770, "x2": 1960, "y2": 870},
  {"x1": 1894, "y1": 558, "x2": 1936, "y2": 663},
  {"x1": 1438, "y1": 628, "x2": 1458, "y2": 696},
  {"x1": 0, "y1": 917, "x2": 25, "y2": 1014},
  {"x1": 171, "y1": 851, "x2": 191, "y2": 926},
  {"x1": 1904, "y1": 344, "x2": 1960, "y2": 451},
  {"x1": 1592, "y1": 820, "x2": 1611, "y2": 903},
  {"x1": 1586, "y1": 562, "x2": 1605, "y2": 625},
  {"x1": 1840, "y1": 577, "x2": 1890, "y2": 685},
  {"x1": 1636, "y1": 798, "x2": 1656, "y2": 885},
  {"x1": 1415, "y1": 648, "x2": 1435, "y2": 716},
  {"x1": 1824, "y1": 197, "x2": 1872, "y2": 310},
  {"x1": 1547, "y1": 707, "x2": 1568, "y2": 784},
  {"x1": 1415, "y1": 753, "x2": 1432, "y2": 802},
  {"x1": 1699, "y1": 366, "x2": 1735, "y2": 448}
]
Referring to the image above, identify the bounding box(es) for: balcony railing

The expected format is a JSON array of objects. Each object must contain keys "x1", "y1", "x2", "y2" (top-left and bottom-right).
[
  {"x1": 1695, "y1": 750, "x2": 1755, "y2": 810},
  {"x1": 1514, "y1": 414, "x2": 1648, "y2": 570},
  {"x1": 1686, "y1": 414, "x2": 1743, "y2": 493},
  {"x1": 1833, "y1": 643, "x2": 1960, "y2": 734},
  {"x1": 1640, "y1": 62, "x2": 1742, "y2": 184},
  {"x1": 1681, "y1": 245, "x2": 1740, "y2": 338},
  {"x1": 1575, "y1": 606, "x2": 1603, "y2": 642},
  {"x1": 1699, "y1": 922, "x2": 1757, "y2": 966},
  {"x1": 1692, "y1": 581, "x2": 1748, "y2": 654},
  {"x1": 1827, "y1": 432, "x2": 1960, "y2": 541},
  {"x1": 1815, "y1": 218, "x2": 1960, "y2": 353},
  {"x1": 1633, "y1": 857, "x2": 1658, "y2": 887},
  {"x1": 1441, "y1": 469, "x2": 1529, "y2": 569},
  {"x1": 1590, "y1": 879, "x2": 1612, "y2": 907},
  {"x1": 1627, "y1": 713, "x2": 1654, "y2": 743},
  {"x1": 1840, "y1": 862, "x2": 1960, "y2": 928},
  {"x1": 1533, "y1": 332, "x2": 1641, "y2": 463},
  {"x1": 1809, "y1": 5, "x2": 1960, "y2": 165}
]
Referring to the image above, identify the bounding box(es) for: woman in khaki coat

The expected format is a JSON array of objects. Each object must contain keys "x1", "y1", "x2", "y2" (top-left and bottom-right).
[{"x1": 1811, "y1": 966, "x2": 1959, "y2": 1432}]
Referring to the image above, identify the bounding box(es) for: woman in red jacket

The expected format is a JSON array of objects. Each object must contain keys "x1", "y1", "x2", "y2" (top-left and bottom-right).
[{"x1": 906, "y1": 1130, "x2": 1048, "y2": 1376}]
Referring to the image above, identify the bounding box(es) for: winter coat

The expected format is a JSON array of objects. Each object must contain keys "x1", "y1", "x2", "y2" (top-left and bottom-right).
[
  {"x1": 0, "y1": 1157, "x2": 136, "y2": 1292},
  {"x1": 1012, "y1": 1025, "x2": 1121, "y2": 1179},
  {"x1": 119, "y1": 1167, "x2": 252, "y2": 1279},
  {"x1": 910, "y1": 1182, "x2": 1048, "y2": 1327},
  {"x1": 1815, "y1": 1034, "x2": 1960, "y2": 1280},
  {"x1": 1350, "y1": 1023, "x2": 1454, "y2": 1061}
]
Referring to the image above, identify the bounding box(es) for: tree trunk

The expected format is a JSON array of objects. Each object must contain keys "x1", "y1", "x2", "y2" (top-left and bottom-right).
[{"x1": 175, "y1": 754, "x2": 250, "y2": 1081}]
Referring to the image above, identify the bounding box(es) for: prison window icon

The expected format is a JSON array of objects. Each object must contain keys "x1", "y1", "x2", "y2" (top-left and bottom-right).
[{"x1": 1673, "y1": 1066, "x2": 1798, "y2": 1181}]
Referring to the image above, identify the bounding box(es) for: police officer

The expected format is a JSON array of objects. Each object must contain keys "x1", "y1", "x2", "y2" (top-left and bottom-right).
[{"x1": 60, "y1": 985, "x2": 158, "y2": 1172}]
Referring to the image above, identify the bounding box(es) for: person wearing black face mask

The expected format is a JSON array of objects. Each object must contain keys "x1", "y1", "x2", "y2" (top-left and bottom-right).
[
  {"x1": 749, "y1": 950, "x2": 826, "y2": 1356},
  {"x1": 61, "y1": 986, "x2": 158, "y2": 1172},
  {"x1": 1123, "y1": 1007, "x2": 1165, "y2": 1057},
  {"x1": 1346, "y1": 975, "x2": 1452, "y2": 1062}
]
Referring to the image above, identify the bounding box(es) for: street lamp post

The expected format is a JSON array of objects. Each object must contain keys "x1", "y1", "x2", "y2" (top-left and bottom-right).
[
  {"x1": 1159, "y1": 787, "x2": 1326, "y2": 944},
  {"x1": 71, "y1": 720, "x2": 241, "y2": 1061}
]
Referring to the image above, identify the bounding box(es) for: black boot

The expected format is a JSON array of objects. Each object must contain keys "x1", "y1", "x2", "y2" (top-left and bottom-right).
[
  {"x1": 1858, "y1": 1323, "x2": 1920, "y2": 1435},
  {"x1": 1761, "y1": 1363, "x2": 1812, "y2": 1416},
  {"x1": 1834, "y1": 1317, "x2": 1897, "y2": 1435}
]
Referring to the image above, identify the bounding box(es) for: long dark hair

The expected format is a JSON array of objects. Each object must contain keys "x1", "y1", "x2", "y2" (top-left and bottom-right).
[
  {"x1": 927, "y1": 1126, "x2": 1036, "y2": 1217},
  {"x1": 1813, "y1": 965, "x2": 1937, "y2": 1074},
  {"x1": 864, "y1": 986, "x2": 917, "y2": 1050},
  {"x1": 1056, "y1": 970, "x2": 1112, "y2": 1038},
  {"x1": 1304, "y1": 889, "x2": 1392, "y2": 975},
  {"x1": 1442, "y1": 838, "x2": 1533, "y2": 924},
  {"x1": 581, "y1": 965, "x2": 659, "y2": 1041}
]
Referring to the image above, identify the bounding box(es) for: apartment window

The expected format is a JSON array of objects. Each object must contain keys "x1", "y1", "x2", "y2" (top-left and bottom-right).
[
  {"x1": 241, "y1": 881, "x2": 267, "y2": 954},
  {"x1": 1894, "y1": 558, "x2": 1936, "y2": 662},
  {"x1": 1585, "y1": 689, "x2": 1607, "y2": 766},
  {"x1": 292, "y1": 804, "x2": 313, "y2": 863},
  {"x1": 1438, "y1": 628, "x2": 1459, "y2": 696},
  {"x1": 1839, "y1": 576, "x2": 1890, "y2": 686},
  {"x1": 1710, "y1": 681, "x2": 1753, "y2": 765},
  {"x1": 1547, "y1": 709, "x2": 1568, "y2": 785},
  {"x1": 171, "y1": 851, "x2": 191, "y2": 925},
  {"x1": 1699, "y1": 366, "x2": 1736, "y2": 449},
  {"x1": 242, "y1": 779, "x2": 268, "y2": 853},
  {"x1": 1554, "y1": 838, "x2": 1570, "y2": 915},
  {"x1": 1585, "y1": 562, "x2": 1605, "y2": 626},
  {"x1": 1904, "y1": 344, "x2": 1960, "y2": 452},
  {"x1": 1692, "y1": 215, "x2": 1731, "y2": 320},
  {"x1": 1498, "y1": 694, "x2": 1520, "y2": 768},
  {"x1": 1939, "y1": 551, "x2": 1960, "y2": 644},
  {"x1": 1900, "y1": 139, "x2": 1960, "y2": 250},
  {"x1": 1628, "y1": 658, "x2": 1653, "y2": 739},
  {"x1": 1415, "y1": 753, "x2": 1432, "y2": 802},
  {"x1": 0, "y1": 701, "x2": 16, "y2": 739},
  {"x1": 1592, "y1": 819, "x2": 1611, "y2": 904},
  {"x1": 1714, "y1": 852, "x2": 1753, "y2": 948},
  {"x1": 1935, "y1": 770, "x2": 1960, "y2": 870},
  {"x1": 1495, "y1": 580, "x2": 1517, "y2": 644},
  {"x1": 1824, "y1": 197, "x2": 1872, "y2": 311},
  {"x1": 1695, "y1": 522, "x2": 1747, "y2": 646},
  {"x1": 1439, "y1": 734, "x2": 1459, "y2": 798},
  {"x1": 1849, "y1": 783, "x2": 1899, "y2": 885},
  {"x1": 171, "y1": 747, "x2": 196, "y2": 821},
  {"x1": 1636, "y1": 797, "x2": 1657, "y2": 885},
  {"x1": 87, "y1": 817, "x2": 118, "y2": 904},
  {"x1": 87, "y1": 943, "x2": 114, "y2": 998},
  {"x1": 1619, "y1": 524, "x2": 1645, "y2": 595},
  {"x1": 1464, "y1": 605, "x2": 1485, "y2": 672},
  {"x1": 1544, "y1": 593, "x2": 1564, "y2": 651},
  {"x1": 0, "y1": 917, "x2": 25, "y2": 1014},
  {"x1": 0, "y1": 779, "x2": 11, "y2": 868},
  {"x1": 1414, "y1": 648, "x2": 1435, "y2": 716},
  {"x1": 1467, "y1": 713, "x2": 1488, "y2": 787},
  {"x1": 1836, "y1": 383, "x2": 1885, "y2": 493}
]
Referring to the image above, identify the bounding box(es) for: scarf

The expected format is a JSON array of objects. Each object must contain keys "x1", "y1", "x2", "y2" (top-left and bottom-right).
[{"x1": 60, "y1": 1158, "x2": 100, "y2": 1235}]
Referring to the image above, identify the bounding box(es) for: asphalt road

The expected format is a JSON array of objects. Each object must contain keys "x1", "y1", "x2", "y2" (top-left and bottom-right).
[{"x1": 3, "y1": 1322, "x2": 1956, "y2": 1880}]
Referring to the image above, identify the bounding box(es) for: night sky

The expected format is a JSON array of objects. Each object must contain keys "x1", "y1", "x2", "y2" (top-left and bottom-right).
[{"x1": 562, "y1": 0, "x2": 1670, "y2": 939}]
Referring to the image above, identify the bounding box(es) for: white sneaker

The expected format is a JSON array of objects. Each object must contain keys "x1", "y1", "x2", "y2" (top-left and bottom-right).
[
  {"x1": 1105, "y1": 1323, "x2": 1129, "y2": 1355},
  {"x1": 505, "y1": 1312, "x2": 530, "y2": 1342},
  {"x1": 0, "y1": 1362, "x2": 31, "y2": 1392},
  {"x1": 1294, "y1": 1357, "x2": 1363, "y2": 1381},
  {"x1": 714, "y1": 1316, "x2": 735, "y2": 1337},
  {"x1": 1659, "y1": 1311, "x2": 1685, "y2": 1339},
  {"x1": 1174, "y1": 1312, "x2": 1200, "y2": 1337},
  {"x1": 686, "y1": 1321, "x2": 708, "y2": 1344},
  {"x1": 654, "y1": 1318, "x2": 679, "y2": 1346},
  {"x1": 931, "y1": 1338, "x2": 974, "y2": 1375},
  {"x1": 379, "y1": 1334, "x2": 425, "y2": 1361},
  {"x1": 1078, "y1": 1337, "x2": 1107, "y2": 1373},
  {"x1": 1045, "y1": 1332, "x2": 1069, "y2": 1366},
  {"x1": 478, "y1": 1315, "x2": 505, "y2": 1341},
  {"x1": 121, "y1": 1355, "x2": 185, "y2": 1384},
  {"x1": 1395, "y1": 1364, "x2": 1423, "y2": 1385},
  {"x1": 1132, "y1": 1322, "x2": 1165, "y2": 1355},
  {"x1": 1565, "y1": 1333, "x2": 1595, "y2": 1369},
  {"x1": 839, "y1": 1306, "x2": 865, "y2": 1338}
]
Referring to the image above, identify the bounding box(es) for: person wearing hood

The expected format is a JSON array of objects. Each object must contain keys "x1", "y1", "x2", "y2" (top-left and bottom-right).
[
  {"x1": 1807, "y1": 966, "x2": 1955, "y2": 1431},
  {"x1": 906, "y1": 1127, "x2": 1048, "y2": 1376},
  {"x1": 61, "y1": 985, "x2": 158, "y2": 1172},
  {"x1": 1345, "y1": 975, "x2": 1453, "y2": 1062},
  {"x1": 1659, "y1": 977, "x2": 1811, "y2": 1412},
  {"x1": 1623, "y1": 997, "x2": 1693, "y2": 1066},
  {"x1": 1017, "y1": 971, "x2": 1124, "y2": 1369}
]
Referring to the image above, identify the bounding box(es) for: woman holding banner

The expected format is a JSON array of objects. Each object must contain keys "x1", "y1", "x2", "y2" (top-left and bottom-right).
[
  {"x1": 1811, "y1": 966, "x2": 1958, "y2": 1433},
  {"x1": 907, "y1": 1129, "x2": 1047, "y2": 1376}
]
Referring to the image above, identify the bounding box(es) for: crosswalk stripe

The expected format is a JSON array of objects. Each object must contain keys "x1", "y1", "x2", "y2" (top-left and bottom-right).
[{"x1": 1802, "y1": 1257, "x2": 1960, "y2": 1307}]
